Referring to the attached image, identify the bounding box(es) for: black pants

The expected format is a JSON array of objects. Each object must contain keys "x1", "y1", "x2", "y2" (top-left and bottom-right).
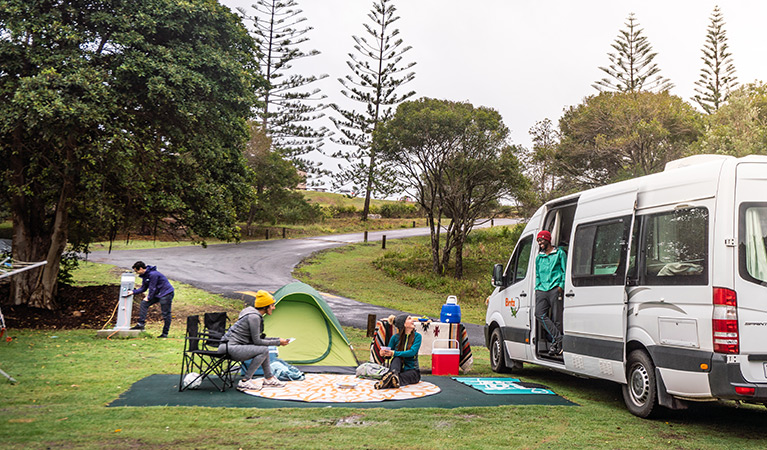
[
  {"x1": 389, "y1": 356, "x2": 421, "y2": 386},
  {"x1": 138, "y1": 292, "x2": 174, "y2": 335},
  {"x1": 535, "y1": 288, "x2": 562, "y2": 344}
]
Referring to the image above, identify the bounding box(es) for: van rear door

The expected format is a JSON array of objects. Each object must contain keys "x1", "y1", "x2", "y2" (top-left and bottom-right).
[
  {"x1": 735, "y1": 161, "x2": 767, "y2": 383},
  {"x1": 563, "y1": 184, "x2": 636, "y2": 382}
]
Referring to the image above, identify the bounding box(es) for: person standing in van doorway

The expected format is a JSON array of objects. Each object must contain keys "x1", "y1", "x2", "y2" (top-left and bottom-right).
[
  {"x1": 535, "y1": 230, "x2": 567, "y2": 356},
  {"x1": 126, "y1": 261, "x2": 175, "y2": 338}
]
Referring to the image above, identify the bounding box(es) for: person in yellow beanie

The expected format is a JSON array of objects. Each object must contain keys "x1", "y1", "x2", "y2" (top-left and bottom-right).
[{"x1": 218, "y1": 290, "x2": 291, "y2": 391}]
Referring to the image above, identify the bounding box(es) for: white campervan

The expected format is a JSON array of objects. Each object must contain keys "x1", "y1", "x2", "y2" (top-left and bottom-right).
[{"x1": 485, "y1": 154, "x2": 767, "y2": 418}]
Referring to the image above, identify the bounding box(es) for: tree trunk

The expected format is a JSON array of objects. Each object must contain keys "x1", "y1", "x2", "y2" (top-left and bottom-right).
[
  {"x1": 361, "y1": 153, "x2": 376, "y2": 221},
  {"x1": 9, "y1": 177, "x2": 71, "y2": 310},
  {"x1": 453, "y1": 229, "x2": 465, "y2": 279},
  {"x1": 427, "y1": 214, "x2": 442, "y2": 275}
]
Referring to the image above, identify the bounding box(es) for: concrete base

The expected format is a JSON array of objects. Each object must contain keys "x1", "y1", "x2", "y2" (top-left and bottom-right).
[{"x1": 95, "y1": 329, "x2": 142, "y2": 339}]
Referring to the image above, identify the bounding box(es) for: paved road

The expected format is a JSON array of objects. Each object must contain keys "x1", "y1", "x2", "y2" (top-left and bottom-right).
[{"x1": 87, "y1": 219, "x2": 519, "y2": 346}]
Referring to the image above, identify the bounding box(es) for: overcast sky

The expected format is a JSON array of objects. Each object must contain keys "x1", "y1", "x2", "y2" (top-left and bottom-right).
[{"x1": 220, "y1": 0, "x2": 767, "y2": 190}]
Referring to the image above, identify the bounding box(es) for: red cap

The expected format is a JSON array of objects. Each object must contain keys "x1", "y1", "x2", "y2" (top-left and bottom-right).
[{"x1": 537, "y1": 230, "x2": 552, "y2": 242}]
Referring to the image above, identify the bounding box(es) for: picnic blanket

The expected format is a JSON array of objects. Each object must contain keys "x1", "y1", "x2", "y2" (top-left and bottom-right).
[
  {"x1": 370, "y1": 319, "x2": 473, "y2": 372},
  {"x1": 240, "y1": 373, "x2": 440, "y2": 402}
]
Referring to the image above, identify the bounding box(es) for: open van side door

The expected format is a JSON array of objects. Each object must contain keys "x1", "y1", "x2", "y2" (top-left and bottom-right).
[{"x1": 563, "y1": 185, "x2": 637, "y2": 383}]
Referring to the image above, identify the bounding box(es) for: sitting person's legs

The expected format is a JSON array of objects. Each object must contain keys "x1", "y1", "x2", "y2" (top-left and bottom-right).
[{"x1": 390, "y1": 356, "x2": 420, "y2": 386}]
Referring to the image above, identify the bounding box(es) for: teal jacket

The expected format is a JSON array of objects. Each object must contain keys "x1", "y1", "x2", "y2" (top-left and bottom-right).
[
  {"x1": 535, "y1": 247, "x2": 567, "y2": 291},
  {"x1": 388, "y1": 332, "x2": 421, "y2": 372}
]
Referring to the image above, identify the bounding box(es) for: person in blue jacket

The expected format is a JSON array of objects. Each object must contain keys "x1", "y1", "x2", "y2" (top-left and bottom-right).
[
  {"x1": 127, "y1": 261, "x2": 175, "y2": 338},
  {"x1": 376, "y1": 314, "x2": 421, "y2": 389}
]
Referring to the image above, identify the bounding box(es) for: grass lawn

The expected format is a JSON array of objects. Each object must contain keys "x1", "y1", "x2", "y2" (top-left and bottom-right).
[{"x1": 1, "y1": 245, "x2": 766, "y2": 448}]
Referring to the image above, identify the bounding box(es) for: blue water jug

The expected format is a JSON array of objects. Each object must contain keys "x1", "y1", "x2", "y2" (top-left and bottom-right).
[{"x1": 440, "y1": 295, "x2": 461, "y2": 323}]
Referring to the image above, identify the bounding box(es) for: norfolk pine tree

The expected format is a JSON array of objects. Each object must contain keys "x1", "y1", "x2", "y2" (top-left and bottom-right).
[
  {"x1": 593, "y1": 13, "x2": 673, "y2": 93},
  {"x1": 331, "y1": 0, "x2": 416, "y2": 220},
  {"x1": 238, "y1": 0, "x2": 329, "y2": 176},
  {"x1": 693, "y1": 5, "x2": 738, "y2": 114}
]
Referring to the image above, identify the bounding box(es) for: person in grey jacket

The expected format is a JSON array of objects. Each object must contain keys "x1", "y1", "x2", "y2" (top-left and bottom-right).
[{"x1": 219, "y1": 290, "x2": 290, "y2": 391}]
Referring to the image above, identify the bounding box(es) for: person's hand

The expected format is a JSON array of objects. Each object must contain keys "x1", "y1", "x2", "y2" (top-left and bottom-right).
[
  {"x1": 125, "y1": 290, "x2": 133, "y2": 297},
  {"x1": 279, "y1": 338, "x2": 290, "y2": 346}
]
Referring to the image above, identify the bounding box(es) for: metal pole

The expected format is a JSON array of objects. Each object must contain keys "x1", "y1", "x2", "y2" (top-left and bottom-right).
[{"x1": 382, "y1": 235, "x2": 386, "y2": 249}]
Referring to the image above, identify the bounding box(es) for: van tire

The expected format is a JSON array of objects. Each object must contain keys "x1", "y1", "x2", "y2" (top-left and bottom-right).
[
  {"x1": 622, "y1": 350, "x2": 659, "y2": 418},
  {"x1": 490, "y1": 328, "x2": 508, "y2": 373}
]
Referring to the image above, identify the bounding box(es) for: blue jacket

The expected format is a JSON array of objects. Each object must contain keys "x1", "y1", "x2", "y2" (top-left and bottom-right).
[{"x1": 133, "y1": 265, "x2": 174, "y2": 300}]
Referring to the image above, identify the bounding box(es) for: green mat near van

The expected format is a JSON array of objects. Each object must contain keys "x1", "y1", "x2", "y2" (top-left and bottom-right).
[{"x1": 109, "y1": 375, "x2": 576, "y2": 409}]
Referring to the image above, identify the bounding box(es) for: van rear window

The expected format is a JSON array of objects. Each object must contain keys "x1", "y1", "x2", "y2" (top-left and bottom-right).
[
  {"x1": 641, "y1": 207, "x2": 708, "y2": 286},
  {"x1": 739, "y1": 204, "x2": 767, "y2": 285}
]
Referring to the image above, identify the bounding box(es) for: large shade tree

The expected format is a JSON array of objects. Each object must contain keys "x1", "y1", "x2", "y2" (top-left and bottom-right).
[
  {"x1": 376, "y1": 98, "x2": 528, "y2": 278},
  {"x1": 331, "y1": 0, "x2": 415, "y2": 220},
  {"x1": 556, "y1": 92, "x2": 703, "y2": 189},
  {"x1": 694, "y1": 82, "x2": 767, "y2": 156},
  {"x1": 0, "y1": 0, "x2": 262, "y2": 309}
]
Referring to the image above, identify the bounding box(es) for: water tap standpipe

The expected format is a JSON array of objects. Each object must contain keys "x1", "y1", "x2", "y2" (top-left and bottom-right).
[{"x1": 115, "y1": 272, "x2": 136, "y2": 331}]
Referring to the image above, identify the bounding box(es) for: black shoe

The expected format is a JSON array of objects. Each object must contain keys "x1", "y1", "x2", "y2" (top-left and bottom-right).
[
  {"x1": 549, "y1": 340, "x2": 563, "y2": 356},
  {"x1": 158, "y1": 334, "x2": 168, "y2": 338},
  {"x1": 130, "y1": 324, "x2": 145, "y2": 330}
]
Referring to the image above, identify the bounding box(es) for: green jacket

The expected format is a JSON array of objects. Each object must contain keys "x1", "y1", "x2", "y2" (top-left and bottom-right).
[{"x1": 535, "y1": 247, "x2": 567, "y2": 291}]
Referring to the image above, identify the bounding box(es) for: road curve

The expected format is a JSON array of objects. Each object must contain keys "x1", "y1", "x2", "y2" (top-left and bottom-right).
[{"x1": 87, "y1": 218, "x2": 519, "y2": 345}]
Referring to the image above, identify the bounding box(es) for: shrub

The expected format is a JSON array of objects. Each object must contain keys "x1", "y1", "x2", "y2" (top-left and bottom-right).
[{"x1": 379, "y1": 202, "x2": 420, "y2": 218}]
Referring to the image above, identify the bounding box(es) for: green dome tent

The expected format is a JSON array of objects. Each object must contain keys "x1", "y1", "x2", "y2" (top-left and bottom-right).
[{"x1": 266, "y1": 282, "x2": 359, "y2": 372}]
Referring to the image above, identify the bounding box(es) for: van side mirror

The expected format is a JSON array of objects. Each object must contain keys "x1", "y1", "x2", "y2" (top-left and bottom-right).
[{"x1": 492, "y1": 264, "x2": 505, "y2": 287}]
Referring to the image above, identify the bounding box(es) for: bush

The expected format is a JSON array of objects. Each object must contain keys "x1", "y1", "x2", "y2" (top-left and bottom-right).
[
  {"x1": 324, "y1": 205, "x2": 358, "y2": 218},
  {"x1": 379, "y1": 202, "x2": 420, "y2": 218}
]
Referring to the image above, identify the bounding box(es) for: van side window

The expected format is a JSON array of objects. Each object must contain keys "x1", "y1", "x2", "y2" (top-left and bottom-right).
[
  {"x1": 738, "y1": 203, "x2": 767, "y2": 285},
  {"x1": 641, "y1": 207, "x2": 708, "y2": 286},
  {"x1": 506, "y1": 235, "x2": 533, "y2": 285},
  {"x1": 571, "y1": 216, "x2": 631, "y2": 286}
]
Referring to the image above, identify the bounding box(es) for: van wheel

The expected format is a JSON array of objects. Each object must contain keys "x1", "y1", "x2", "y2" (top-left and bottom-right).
[
  {"x1": 622, "y1": 350, "x2": 658, "y2": 418},
  {"x1": 490, "y1": 328, "x2": 508, "y2": 373}
]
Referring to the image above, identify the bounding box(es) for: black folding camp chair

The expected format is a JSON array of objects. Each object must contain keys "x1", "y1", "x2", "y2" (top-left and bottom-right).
[
  {"x1": 201, "y1": 312, "x2": 228, "y2": 350},
  {"x1": 179, "y1": 315, "x2": 233, "y2": 392}
]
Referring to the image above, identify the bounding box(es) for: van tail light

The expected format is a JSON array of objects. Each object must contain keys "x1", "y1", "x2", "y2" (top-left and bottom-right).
[
  {"x1": 734, "y1": 386, "x2": 756, "y2": 396},
  {"x1": 712, "y1": 287, "x2": 739, "y2": 354}
]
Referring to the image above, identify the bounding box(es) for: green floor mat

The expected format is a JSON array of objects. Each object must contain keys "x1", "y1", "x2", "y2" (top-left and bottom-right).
[{"x1": 108, "y1": 374, "x2": 576, "y2": 409}]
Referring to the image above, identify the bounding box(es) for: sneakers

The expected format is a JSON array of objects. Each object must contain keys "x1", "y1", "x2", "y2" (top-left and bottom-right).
[
  {"x1": 263, "y1": 377, "x2": 286, "y2": 388},
  {"x1": 374, "y1": 371, "x2": 400, "y2": 389},
  {"x1": 130, "y1": 324, "x2": 145, "y2": 330},
  {"x1": 237, "y1": 378, "x2": 263, "y2": 391},
  {"x1": 158, "y1": 334, "x2": 168, "y2": 338}
]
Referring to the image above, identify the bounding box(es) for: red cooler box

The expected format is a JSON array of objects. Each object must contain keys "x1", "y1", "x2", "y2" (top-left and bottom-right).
[{"x1": 431, "y1": 339, "x2": 460, "y2": 375}]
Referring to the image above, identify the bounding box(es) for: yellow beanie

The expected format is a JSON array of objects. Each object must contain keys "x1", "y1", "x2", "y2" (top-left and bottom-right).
[{"x1": 254, "y1": 290, "x2": 275, "y2": 308}]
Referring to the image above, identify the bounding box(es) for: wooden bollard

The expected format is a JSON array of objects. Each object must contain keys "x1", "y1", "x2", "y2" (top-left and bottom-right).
[
  {"x1": 282, "y1": 227, "x2": 286, "y2": 238},
  {"x1": 265, "y1": 228, "x2": 269, "y2": 240},
  {"x1": 364, "y1": 230, "x2": 368, "y2": 242},
  {"x1": 366, "y1": 314, "x2": 377, "y2": 337},
  {"x1": 382, "y1": 235, "x2": 386, "y2": 249}
]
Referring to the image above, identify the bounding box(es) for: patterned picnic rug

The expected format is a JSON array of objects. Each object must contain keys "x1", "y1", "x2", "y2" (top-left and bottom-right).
[{"x1": 241, "y1": 373, "x2": 440, "y2": 402}]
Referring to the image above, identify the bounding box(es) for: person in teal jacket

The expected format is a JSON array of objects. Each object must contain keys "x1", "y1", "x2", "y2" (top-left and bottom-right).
[
  {"x1": 535, "y1": 230, "x2": 567, "y2": 356},
  {"x1": 375, "y1": 314, "x2": 421, "y2": 389}
]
